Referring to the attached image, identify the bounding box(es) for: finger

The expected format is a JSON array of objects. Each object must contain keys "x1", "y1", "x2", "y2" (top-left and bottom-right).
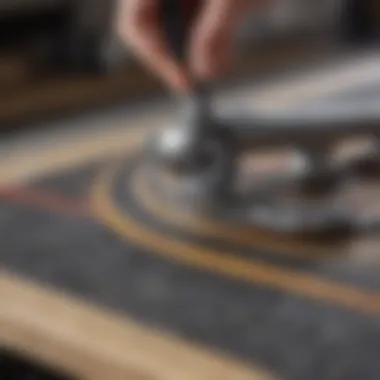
[
  {"x1": 116, "y1": 0, "x2": 189, "y2": 92},
  {"x1": 189, "y1": 0, "x2": 255, "y2": 80}
]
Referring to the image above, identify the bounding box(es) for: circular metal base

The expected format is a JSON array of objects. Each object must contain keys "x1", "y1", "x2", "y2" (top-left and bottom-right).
[
  {"x1": 141, "y1": 141, "x2": 380, "y2": 237},
  {"x1": 142, "y1": 163, "x2": 354, "y2": 237},
  {"x1": 241, "y1": 198, "x2": 351, "y2": 236},
  {"x1": 142, "y1": 126, "x2": 380, "y2": 237}
]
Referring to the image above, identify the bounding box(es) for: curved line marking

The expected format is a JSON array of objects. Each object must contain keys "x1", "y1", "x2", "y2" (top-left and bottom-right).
[
  {"x1": 91, "y1": 159, "x2": 380, "y2": 317},
  {"x1": 134, "y1": 165, "x2": 342, "y2": 260}
]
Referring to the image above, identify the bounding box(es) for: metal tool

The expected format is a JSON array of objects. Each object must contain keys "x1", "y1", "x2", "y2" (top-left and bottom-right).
[
  {"x1": 144, "y1": 0, "x2": 380, "y2": 236},
  {"x1": 146, "y1": 0, "x2": 236, "y2": 209},
  {"x1": 150, "y1": 0, "x2": 211, "y2": 173}
]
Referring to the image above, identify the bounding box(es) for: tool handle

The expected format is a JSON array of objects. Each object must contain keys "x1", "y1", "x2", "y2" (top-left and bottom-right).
[
  {"x1": 160, "y1": 0, "x2": 200, "y2": 61},
  {"x1": 160, "y1": 0, "x2": 210, "y2": 119}
]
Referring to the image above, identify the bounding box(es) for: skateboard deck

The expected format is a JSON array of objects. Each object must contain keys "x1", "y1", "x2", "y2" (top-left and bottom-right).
[{"x1": 0, "y1": 54, "x2": 379, "y2": 380}]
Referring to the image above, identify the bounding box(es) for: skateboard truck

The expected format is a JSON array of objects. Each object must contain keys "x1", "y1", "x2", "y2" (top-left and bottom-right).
[{"x1": 144, "y1": 0, "x2": 380, "y2": 236}]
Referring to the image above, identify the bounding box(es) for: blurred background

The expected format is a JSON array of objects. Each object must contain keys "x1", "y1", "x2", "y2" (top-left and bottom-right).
[
  {"x1": 0, "y1": 0, "x2": 378, "y2": 129},
  {"x1": 0, "y1": 1, "x2": 379, "y2": 379}
]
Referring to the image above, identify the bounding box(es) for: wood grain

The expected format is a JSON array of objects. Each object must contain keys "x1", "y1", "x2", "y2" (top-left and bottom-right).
[{"x1": 0, "y1": 271, "x2": 275, "y2": 380}]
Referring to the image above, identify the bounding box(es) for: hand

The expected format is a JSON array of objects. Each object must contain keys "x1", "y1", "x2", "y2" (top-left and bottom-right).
[{"x1": 116, "y1": 0, "x2": 256, "y2": 92}]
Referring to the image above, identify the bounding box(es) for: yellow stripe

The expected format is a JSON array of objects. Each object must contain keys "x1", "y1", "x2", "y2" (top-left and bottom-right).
[{"x1": 91, "y1": 159, "x2": 380, "y2": 317}]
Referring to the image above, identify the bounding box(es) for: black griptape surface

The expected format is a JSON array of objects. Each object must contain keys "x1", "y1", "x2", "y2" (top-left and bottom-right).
[{"x1": 0, "y1": 157, "x2": 379, "y2": 380}]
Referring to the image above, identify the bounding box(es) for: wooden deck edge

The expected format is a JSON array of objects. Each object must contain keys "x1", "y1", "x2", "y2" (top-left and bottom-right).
[{"x1": 0, "y1": 270, "x2": 276, "y2": 380}]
